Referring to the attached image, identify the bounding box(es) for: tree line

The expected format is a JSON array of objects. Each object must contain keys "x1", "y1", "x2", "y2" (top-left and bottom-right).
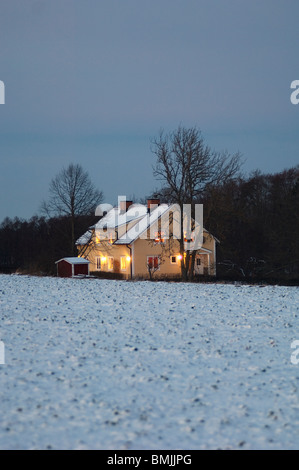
[
  {"x1": 202, "y1": 166, "x2": 299, "y2": 283},
  {"x1": 0, "y1": 128, "x2": 298, "y2": 283},
  {"x1": 0, "y1": 163, "x2": 102, "y2": 275},
  {"x1": 0, "y1": 214, "x2": 99, "y2": 275},
  {"x1": 151, "y1": 126, "x2": 298, "y2": 283}
]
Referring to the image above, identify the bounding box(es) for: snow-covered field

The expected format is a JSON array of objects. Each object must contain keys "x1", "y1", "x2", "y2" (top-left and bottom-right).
[{"x1": 0, "y1": 274, "x2": 298, "y2": 450}]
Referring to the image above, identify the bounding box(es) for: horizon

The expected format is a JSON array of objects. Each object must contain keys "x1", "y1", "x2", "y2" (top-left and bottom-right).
[
  {"x1": 0, "y1": 1, "x2": 298, "y2": 222},
  {"x1": 0, "y1": 160, "x2": 298, "y2": 224}
]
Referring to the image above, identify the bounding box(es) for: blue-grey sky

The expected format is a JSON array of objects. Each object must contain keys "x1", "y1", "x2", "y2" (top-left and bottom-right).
[{"x1": 0, "y1": 0, "x2": 298, "y2": 221}]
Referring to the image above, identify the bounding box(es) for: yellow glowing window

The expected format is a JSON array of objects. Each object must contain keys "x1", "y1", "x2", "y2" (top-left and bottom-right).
[
  {"x1": 120, "y1": 256, "x2": 126, "y2": 271},
  {"x1": 96, "y1": 257, "x2": 101, "y2": 270},
  {"x1": 184, "y1": 231, "x2": 194, "y2": 243},
  {"x1": 154, "y1": 231, "x2": 165, "y2": 244}
]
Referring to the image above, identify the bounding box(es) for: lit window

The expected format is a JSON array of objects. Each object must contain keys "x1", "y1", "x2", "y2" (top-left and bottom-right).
[
  {"x1": 183, "y1": 231, "x2": 193, "y2": 243},
  {"x1": 120, "y1": 256, "x2": 126, "y2": 271},
  {"x1": 108, "y1": 257, "x2": 114, "y2": 271},
  {"x1": 154, "y1": 231, "x2": 165, "y2": 244},
  {"x1": 96, "y1": 257, "x2": 101, "y2": 270}
]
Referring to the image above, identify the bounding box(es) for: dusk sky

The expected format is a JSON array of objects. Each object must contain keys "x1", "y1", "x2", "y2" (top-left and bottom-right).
[{"x1": 0, "y1": 0, "x2": 298, "y2": 222}]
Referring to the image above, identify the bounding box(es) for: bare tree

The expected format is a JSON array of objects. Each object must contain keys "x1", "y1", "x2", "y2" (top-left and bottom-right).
[
  {"x1": 146, "y1": 255, "x2": 162, "y2": 281},
  {"x1": 151, "y1": 125, "x2": 243, "y2": 280},
  {"x1": 42, "y1": 164, "x2": 103, "y2": 254}
]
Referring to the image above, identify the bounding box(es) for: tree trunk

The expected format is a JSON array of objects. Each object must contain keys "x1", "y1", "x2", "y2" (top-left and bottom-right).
[{"x1": 71, "y1": 216, "x2": 75, "y2": 256}]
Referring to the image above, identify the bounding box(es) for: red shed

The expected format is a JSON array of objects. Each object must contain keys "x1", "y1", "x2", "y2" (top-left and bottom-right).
[{"x1": 55, "y1": 257, "x2": 90, "y2": 278}]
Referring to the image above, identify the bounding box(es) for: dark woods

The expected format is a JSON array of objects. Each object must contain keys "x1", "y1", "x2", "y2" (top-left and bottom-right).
[
  {"x1": 202, "y1": 166, "x2": 299, "y2": 284},
  {"x1": 0, "y1": 215, "x2": 98, "y2": 276},
  {"x1": 0, "y1": 166, "x2": 298, "y2": 284}
]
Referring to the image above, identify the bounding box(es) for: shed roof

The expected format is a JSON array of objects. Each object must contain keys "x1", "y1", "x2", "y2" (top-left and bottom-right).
[{"x1": 55, "y1": 257, "x2": 90, "y2": 265}]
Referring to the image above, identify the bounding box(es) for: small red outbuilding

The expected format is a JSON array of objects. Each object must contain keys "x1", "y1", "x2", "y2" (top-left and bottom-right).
[{"x1": 55, "y1": 257, "x2": 90, "y2": 278}]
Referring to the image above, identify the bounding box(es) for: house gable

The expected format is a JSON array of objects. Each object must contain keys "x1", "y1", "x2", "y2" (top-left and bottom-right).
[{"x1": 76, "y1": 199, "x2": 218, "y2": 279}]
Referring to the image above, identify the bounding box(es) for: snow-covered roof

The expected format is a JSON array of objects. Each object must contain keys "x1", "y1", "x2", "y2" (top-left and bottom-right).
[
  {"x1": 75, "y1": 203, "x2": 170, "y2": 246},
  {"x1": 76, "y1": 201, "x2": 217, "y2": 247},
  {"x1": 55, "y1": 257, "x2": 90, "y2": 264},
  {"x1": 76, "y1": 229, "x2": 93, "y2": 246},
  {"x1": 198, "y1": 247, "x2": 212, "y2": 254},
  {"x1": 95, "y1": 203, "x2": 147, "y2": 230},
  {"x1": 115, "y1": 204, "x2": 170, "y2": 245}
]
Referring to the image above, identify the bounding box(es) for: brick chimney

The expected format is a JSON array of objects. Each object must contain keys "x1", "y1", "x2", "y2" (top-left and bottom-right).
[
  {"x1": 147, "y1": 198, "x2": 160, "y2": 213},
  {"x1": 119, "y1": 200, "x2": 133, "y2": 214}
]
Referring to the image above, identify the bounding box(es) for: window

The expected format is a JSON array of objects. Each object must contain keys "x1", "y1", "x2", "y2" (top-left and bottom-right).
[
  {"x1": 147, "y1": 256, "x2": 159, "y2": 270},
  {"x1": 96, "y1": 257, "x2": 101, "y2": 270},
  {"x1": 170, "y1": 256, "x2": 177, "y2": 264},
  {"x1": 108, "y1": 257, "x2": 114, "y2": 271},
  {"x1": 184, "y1": 231, "x2": 194, "y2": 243},
  {"x1": 154, "y1": 231, "x2": 165, "y2": 244},
  {"x1": 196, "y1": 258, "x2": 201, "y2": 266},
  {"x1": 120, "y1": 256, "x2": 126, "y2": 271}
]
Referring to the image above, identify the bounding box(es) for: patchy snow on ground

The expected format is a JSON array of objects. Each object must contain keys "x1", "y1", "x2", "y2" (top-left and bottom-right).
[{"x1": 0, "y1": 274, "x2": 298, "y2": 450}]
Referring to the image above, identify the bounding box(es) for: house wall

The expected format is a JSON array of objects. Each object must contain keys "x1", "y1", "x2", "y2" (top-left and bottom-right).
[
  {"x1": 132, "y1": 230, "x2": 216, "y2": 278},
  {"x1": 77, "y1": 229, "x2": 217, "y2": 279},
  {"x1": 81, "y1": 242, "x2": 131, "y2": 278},
  {"x1": 202, "y1": 232, "x2": 217, "y2": 276},
  {"x1": 132, "y1": 238, "x2": 181, "y2": 278}
]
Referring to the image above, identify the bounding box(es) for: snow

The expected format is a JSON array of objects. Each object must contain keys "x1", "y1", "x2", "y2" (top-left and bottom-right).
[
  {"x1": 55, "y1": 258, "x2": 90, "y2": 265},
  {"x1": 95, "y1": 204, "x2": 147, "y2": 230},
  {"x1": 0, "y1": 274, "x2": 298, "y2": 450},
  {"x1": 75, "y1": 229, "x2": 93, "y2": 246},
  {"x1": 76, "y1": 204, "x2": 148, "y2": 246},
  {"x1": 115, "y1": 204, "x2": 170, "y2": 244}
]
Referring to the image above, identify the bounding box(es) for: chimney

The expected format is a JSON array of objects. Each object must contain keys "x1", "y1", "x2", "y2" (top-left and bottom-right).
[
  {"x1": 147, "y1": 198, "x2": 160, "y2": 213},
  {"x1": 119, "y1": 200, "x2": 133, "y2": 214}
]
